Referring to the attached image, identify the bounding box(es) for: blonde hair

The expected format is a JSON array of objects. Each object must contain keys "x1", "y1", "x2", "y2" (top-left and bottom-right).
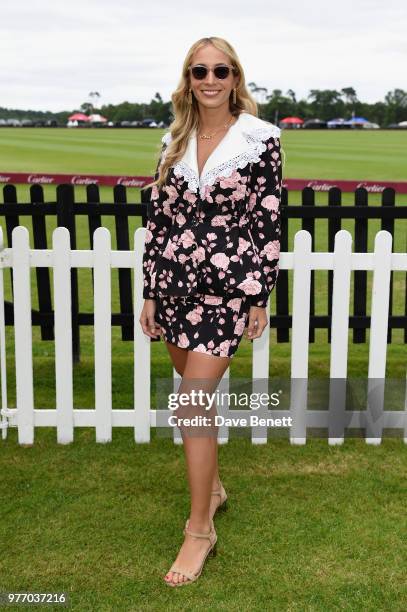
[{"x1": 142, "y1": 36, "x2": 259, "y2": 191}]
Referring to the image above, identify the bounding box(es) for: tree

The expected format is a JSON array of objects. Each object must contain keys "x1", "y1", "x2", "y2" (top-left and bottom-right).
[
  {"x1": 79, "y1": 102, "x2": 93, "y2": 115},
  {"x1": 247, "y1": 82, "x2": 268, "y2": 104},
  {"x1": 341, "y1": 87, "x2": 359, "y2": 105},
  {"x1": 88, "y1": 91, "x2": 101, "y2": 113}
]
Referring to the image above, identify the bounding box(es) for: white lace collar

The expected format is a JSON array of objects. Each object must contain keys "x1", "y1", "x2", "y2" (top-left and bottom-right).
[{"x1": 161, "y1": 111, "x2": 280, "y2": 195}]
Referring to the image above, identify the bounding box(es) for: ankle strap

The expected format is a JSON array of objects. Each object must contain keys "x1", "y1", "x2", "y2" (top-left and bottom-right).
[{"x1": 184, "y1": 519, "x2": 215, "y2": 540}]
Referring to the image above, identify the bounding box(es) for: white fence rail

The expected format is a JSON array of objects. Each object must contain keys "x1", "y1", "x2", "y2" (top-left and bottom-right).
[{"x1": 0, "y1": 226, "x2": 406, "y2": 446}]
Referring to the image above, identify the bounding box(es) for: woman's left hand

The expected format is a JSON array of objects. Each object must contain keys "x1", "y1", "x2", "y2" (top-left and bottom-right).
[{"x1": 245, "y1": 306, "x2": 268, "y2": 340}]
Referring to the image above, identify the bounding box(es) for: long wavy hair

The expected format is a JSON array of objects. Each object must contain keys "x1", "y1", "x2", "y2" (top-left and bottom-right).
[{"x1": 142, "y1": 36, "x2": 259, "y2": 191}]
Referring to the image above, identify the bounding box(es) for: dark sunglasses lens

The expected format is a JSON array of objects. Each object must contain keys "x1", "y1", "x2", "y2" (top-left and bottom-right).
[
  {"x1": 191, "y1": 66, "x2": 207, "y2": 80},
  {"x1": 214, "y1": 66, "x2": 230, "y2": 79}
]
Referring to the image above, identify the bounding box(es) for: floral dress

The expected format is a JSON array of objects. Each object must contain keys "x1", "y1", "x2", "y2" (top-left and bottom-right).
[{"x1": 142, "y1": 111, "x2": 282, "y2": 358}]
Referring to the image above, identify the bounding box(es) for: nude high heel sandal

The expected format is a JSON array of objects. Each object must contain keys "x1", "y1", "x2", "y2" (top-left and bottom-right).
[
  {"x1": 165, "y1": 518, "x2": 217, "y2": 587},
  {"x1": 212, "y1": 482, "x2": 228, "y2": 513}
]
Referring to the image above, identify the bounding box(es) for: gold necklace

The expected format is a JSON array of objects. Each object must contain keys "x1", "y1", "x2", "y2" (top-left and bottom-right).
[{"x1": 198, "y1": 116, "x2": 234, "y2": 140}]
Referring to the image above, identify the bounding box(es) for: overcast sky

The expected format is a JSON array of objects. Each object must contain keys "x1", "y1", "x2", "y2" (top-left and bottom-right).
[{"x1": 1, "y1": 0, "x2": 405, "y2": 112}]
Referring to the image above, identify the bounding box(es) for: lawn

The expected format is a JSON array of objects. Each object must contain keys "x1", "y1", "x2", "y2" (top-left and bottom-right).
[
  {"x1": 0, "y1": 127, "x2": 405, "y2": 400},
  {"x1": 0, "y1": 429, "x2": 406, "y2": 611},
  {"x1": 0, "y1": 127, "x2": 406, "y2": 610}
]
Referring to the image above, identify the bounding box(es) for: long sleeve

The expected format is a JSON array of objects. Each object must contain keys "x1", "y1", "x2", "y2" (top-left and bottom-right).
[
  {"x1": 142, "y1": 145, "x2": 173, "y2": 299},
  {"x1": 247, "y1": 135, "x2": 282, "y2": 308}
]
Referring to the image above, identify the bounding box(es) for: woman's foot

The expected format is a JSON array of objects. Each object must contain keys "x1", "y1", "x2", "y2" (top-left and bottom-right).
[
  {"x1": 209, "y1": 479, "x2": 227, "y2": 520},
  {"x1": 164, "y1": 520, "x2": 214, "y2": 586}
]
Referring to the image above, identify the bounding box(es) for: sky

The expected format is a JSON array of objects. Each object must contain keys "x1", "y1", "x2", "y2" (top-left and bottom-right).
[{"x1": 1, "y1": 0, "x2": 405, "y2": 112}]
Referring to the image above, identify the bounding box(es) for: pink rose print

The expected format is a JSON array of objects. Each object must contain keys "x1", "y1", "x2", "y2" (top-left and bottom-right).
[
  {"x1": 237, "y1": 237, "x2": 250, "y2": 255},
  {"x1": 178, "y1": 333, "x2": 190, "y2": 348},
  {"x1": 186, "y1": 306, "x2": 203, "y2": 325},
  {"x1": 219, "y1": 171, "x2": 241, "y2": 189},
  {"x1": 191, "y1": 246, "x2": 206, "y2": 263},
  {"x1": 218, "y1": 340, "x2": 231, "y2": 356},
  {"x1": 261, "y1": 194, "x2": 279, "y2": 215},
  {"x1": 164, "y1": 185, "x2": 178, "y2": 204},
  {"x1": 201, "y1": 184, "x2": 215, "y2": 202},
  {"x1": 176, "y1": 212, "x2": 187, "y2": 226},
  {"x1": 234, "y1": 317, "x2": 246, "y2": 336},
  {"x1": 144, "y1": 229, "x2": 153, "y2": 244},
  {"x1": 162, "y1": 202, "x2": 172, "y2": 219},
  {"x1": 263, "y1": 240, "x2": 280, "y2": 261},
  {"x1": 184, "y1": 190, "x2": 198, "y2": 204},
  {"x1": 204, "y1": 295, "x2": 223, "y2": 305},
  {"x1": 195, "y1": 343, "x2": 211, "y2": 354},
  {"x1": 227, "y1": 298, "x2": 242, "y2": 312},
  {"x1": 206, "y1": 232, "x2": 217, "y2": 241},
  {"x1": 230, "y1": 183, "x2": 247, "y2": 202},
  {"x1": 211, "y1": 215, "x2": 227, "y2": 227},
  {"x1": 180, "y1": 229, "x2": 195, "y2": 248},
  {"x1": 162, "y1": 240, "x2": 178, "y2": 260},
  {"x1": 210, "y1": 252, "x2": 230, "y2": 270},
  {"x1": 215, "y1": 194, "x2": 228, "y2": 204},
  {"x1": 237, "y1": 278, "x2": 262, "y2": 295}
]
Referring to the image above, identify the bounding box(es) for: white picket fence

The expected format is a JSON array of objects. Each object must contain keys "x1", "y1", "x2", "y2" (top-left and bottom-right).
[{"x1": 0, "y1": 226, "x2": 406, "y2": 446}]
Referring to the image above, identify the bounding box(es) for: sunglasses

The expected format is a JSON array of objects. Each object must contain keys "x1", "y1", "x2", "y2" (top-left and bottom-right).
[{"x1": 189, "y1": 64, "x2": 236, "y2": 80}]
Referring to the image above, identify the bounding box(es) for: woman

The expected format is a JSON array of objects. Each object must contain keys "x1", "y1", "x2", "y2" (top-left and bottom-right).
[{"x1": 139, "y1": 36, "x2": 283, "y2": 586}]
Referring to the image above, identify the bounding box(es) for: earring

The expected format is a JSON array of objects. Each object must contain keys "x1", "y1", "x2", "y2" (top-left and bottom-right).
[
  {"x1": 232, "y1": 87, "x2": 237, "y2": 104},
  {"x1": 188, "y1": 88, "x2": 192, "y2": 104}
]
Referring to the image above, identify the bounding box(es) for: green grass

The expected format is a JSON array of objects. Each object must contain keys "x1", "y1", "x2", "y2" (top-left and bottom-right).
[
  {"x1": 0, "y1": 429, "x2": 406, "y2": 610},
  {"x1": 0, "y1": 129, "x2": 406, "y2": 610},
  {"x1": 0, "y1": 128, "x2": 405, "y2": 392}
]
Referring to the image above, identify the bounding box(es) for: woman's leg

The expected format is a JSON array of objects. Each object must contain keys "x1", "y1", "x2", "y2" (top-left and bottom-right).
[
  {"x1": 164, "y1": 348, "x2": 230, "y2": 585},
  {"x1": 164, "y1": 341, "x2": 223, "y2": 503}
]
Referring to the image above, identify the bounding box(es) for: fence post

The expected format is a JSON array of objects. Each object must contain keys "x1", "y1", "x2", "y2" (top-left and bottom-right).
[
  {"x1": 290, "y1": 230, "x2": 312, "y2": 445},
  {"x1": 365, "y1": 231, "x2": 392, "y2": 445},
  {"x1": 354, "y1": 187, "x2": 368, "y2": 343},
  {"x1": 56, "y1": 184, "x2": 80, "y2": 363},
  {"x1": 12, "y1": 227, "x2": 34, "y2": 445},
  {"x1": 114, "y1": 185, "x2": 133, "y2": 341},
  {"x1": 276, "y1": 185, "x2": 289, "y2": 342},
  {"x1": 31, "y1": 184, "x2": 54, "y2": 341},
  {"x1": 301, "y1": 188, "x2": 316, "y2": 343},
  {"x1": 327, "y1": 186, "x2": 342, "y2": 344},
  {"x1": 381, "y1": 188, "x2": 395, "y2": 344}
]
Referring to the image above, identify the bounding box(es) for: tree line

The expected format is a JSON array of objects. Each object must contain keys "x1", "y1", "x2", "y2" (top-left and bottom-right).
[{"x1": 1, "y1": 86, "x2": 406, "y2": 126}]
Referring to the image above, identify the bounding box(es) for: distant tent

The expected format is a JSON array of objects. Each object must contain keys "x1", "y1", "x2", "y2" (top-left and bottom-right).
[
  {"x1": 343, "y1": 117, "x2": 369, "y2": 125},
  {"x1": 280, "y1": 116, "x2": 303, "y2": 124},
  {"x1": 327, "y1": 118, "x2": 346, "y2": 127},
  {"x1": 68, "y1": 113, "x2": 90, "y2": 122},
  {"x1": 303, "y1": 118, "x2": 327, "y2": 129},
  {"x1": 88, "y1": 114, "x2": 108, "y2": 123},
  {"x1": 280, "y1": 116, "x2": 303, "y2": 129}
]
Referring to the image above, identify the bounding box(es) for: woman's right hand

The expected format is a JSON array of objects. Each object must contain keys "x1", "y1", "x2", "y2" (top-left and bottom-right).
[{"x1": 139, "y1": 299, "x2": 162, "y2": 339}]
